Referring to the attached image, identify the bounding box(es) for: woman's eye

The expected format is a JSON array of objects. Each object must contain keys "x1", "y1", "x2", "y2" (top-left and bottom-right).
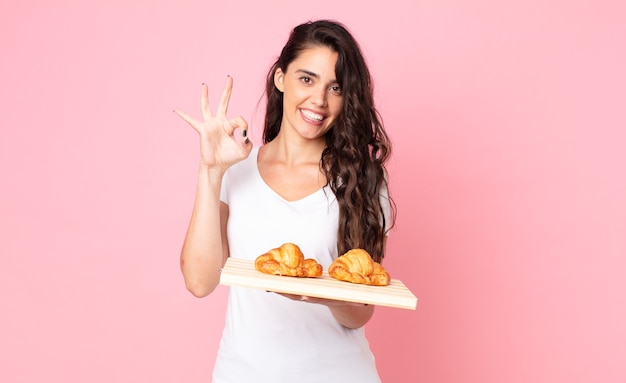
[
  {"x1": 300, "y1": 76, "x2": 312, "y2": 84},
  {"x1": 330, "y1": 85, "x2": 342, "y2": 94}
]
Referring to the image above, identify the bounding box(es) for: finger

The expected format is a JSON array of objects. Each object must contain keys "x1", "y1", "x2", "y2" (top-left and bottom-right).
[
  {"x1": 216, "y1": 75, "x2": 233, "y2": 117},
  {"x1": 242, "y1": 127, "x2": 250, "y2": 146},
  {"x1": 228, "y1": 116, "x2": 253, "y2": 146},
  {"x1": 173, "y1": 109, "x2": 200, "y2": 132},
  {"x1": 227, "y1": 116, "x2": 248, "y2": 135},
  {"x1": 200, "y1": 83, "x2": 212, "y2": 121}
]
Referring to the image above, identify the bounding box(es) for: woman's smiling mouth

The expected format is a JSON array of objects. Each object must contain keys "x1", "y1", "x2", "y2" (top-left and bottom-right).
[{"x1": 301, "y1": 109, "x2": 325, "y2": 124}]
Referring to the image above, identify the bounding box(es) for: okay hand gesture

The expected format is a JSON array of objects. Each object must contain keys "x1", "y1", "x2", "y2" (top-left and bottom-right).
[{"x1": 174, "y1": 76, "x2": 252, "y2": 172}]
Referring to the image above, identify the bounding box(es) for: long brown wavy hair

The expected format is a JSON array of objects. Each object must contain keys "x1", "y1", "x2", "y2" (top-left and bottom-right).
[{"x1": 262, "y1": 20, "x2": 395, "y2": 263}]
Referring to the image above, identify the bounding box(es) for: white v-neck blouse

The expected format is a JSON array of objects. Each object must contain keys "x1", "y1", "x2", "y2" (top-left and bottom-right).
[{"x1": 213, "y1": 146, "x2": 382, "y2": 383}]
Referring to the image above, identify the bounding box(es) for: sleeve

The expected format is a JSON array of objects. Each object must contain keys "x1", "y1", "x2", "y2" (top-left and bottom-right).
[{"x1": 380, "y1": 182, "x2": 392, "y2": 236}]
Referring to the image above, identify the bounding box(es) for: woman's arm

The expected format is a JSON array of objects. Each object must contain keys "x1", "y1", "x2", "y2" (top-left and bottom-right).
[
  {"x1": 325, "y1": 300, "x2": 375, "y2": 329},
  {"x1": 277, "y1": 294, "x2": 375, "y2": 329},
  {"x1": 179, "y1": 170, "x2": 230, "y2": 297},
  {"x1": 174, "y1": 77, "x2": 251, "y2": 297}
]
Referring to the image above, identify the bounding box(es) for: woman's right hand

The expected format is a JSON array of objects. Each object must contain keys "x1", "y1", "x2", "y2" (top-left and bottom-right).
[{"x1": 174, "y1": 76, "x2": 252, "y2": 172}]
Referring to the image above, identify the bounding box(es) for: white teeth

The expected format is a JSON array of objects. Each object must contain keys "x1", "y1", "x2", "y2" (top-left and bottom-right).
[{"x1": 302, "y1": 110, "x2": 323, "y2": 121}]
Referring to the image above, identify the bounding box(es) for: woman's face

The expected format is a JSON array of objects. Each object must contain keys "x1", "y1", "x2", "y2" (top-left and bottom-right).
[{"x1": 274, "y1": 45, "x2": 343, "y2": 141}]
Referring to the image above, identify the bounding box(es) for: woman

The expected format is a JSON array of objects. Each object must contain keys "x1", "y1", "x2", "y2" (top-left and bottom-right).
[{"x1": 175, "y1": 19, "x2": 395, "y2": 383}]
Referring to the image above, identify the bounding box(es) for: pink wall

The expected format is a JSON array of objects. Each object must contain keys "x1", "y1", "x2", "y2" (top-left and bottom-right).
[{"x1": 1, "y1": 1, "x2": 624, "y2": 382}]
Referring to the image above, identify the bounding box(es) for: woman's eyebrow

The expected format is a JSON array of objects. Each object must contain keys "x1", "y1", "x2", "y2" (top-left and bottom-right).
[
  {"x1": 294, "y1": 69, "x2": 337, "y2": 83},
  {"x1": 295, "y1": 69, "x2": 320, "y2": 78}
]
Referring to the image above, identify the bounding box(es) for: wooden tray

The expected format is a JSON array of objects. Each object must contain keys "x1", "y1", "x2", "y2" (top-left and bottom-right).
[{"x1": 220, "y1": 258, "x2": 417, "y2": 310}]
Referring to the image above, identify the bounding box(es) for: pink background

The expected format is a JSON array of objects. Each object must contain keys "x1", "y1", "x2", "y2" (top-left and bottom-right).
[{"x1": 1, "y1": 1, "x2": 625, "y2": 382}]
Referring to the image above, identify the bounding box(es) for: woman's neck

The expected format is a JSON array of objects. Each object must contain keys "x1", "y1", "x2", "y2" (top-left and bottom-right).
[{"x1": 263, "y1": 131, "x2": 326, "y2": 167}]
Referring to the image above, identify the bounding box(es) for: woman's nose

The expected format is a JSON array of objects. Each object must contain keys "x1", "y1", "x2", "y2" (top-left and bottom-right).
[{"x1": 310, "y1": 87, "x2": 328, "y2": 107}]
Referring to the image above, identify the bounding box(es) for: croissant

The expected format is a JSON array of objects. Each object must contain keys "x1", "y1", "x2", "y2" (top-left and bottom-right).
[
  {"x1": 328, "y1": 249, "x2": 390, "y2": 286},
  {"x1": 255, "y1": 243, "x2": 322, "y2": 278}
]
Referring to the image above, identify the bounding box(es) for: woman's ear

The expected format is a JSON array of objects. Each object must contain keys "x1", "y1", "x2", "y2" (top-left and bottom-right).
[{"x1": 274, "y1": 68, "x2": 285, "y2": 92}]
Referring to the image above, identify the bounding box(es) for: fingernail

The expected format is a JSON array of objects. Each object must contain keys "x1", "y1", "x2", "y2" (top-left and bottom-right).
[
  {"x1": 245, "y1": 138, "x2": 249, "y2": 145},
  {"x1": 201, "y1": 82, "x2": 205, "y2": 85},
  {"x1": 226, "y1": 74, "x2": 230, "y2": 78},
  {"x1": 242, "y1": 130, "x2": 247, "y2": 138}
]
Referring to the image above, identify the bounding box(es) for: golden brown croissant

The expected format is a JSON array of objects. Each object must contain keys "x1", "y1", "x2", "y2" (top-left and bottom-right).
[
  {"x1": 255, "y1": 243, "x2": 323, "y2": 278},
  {"x1": 328, "y1": 249, "x2": 390, "y2": 286}
]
